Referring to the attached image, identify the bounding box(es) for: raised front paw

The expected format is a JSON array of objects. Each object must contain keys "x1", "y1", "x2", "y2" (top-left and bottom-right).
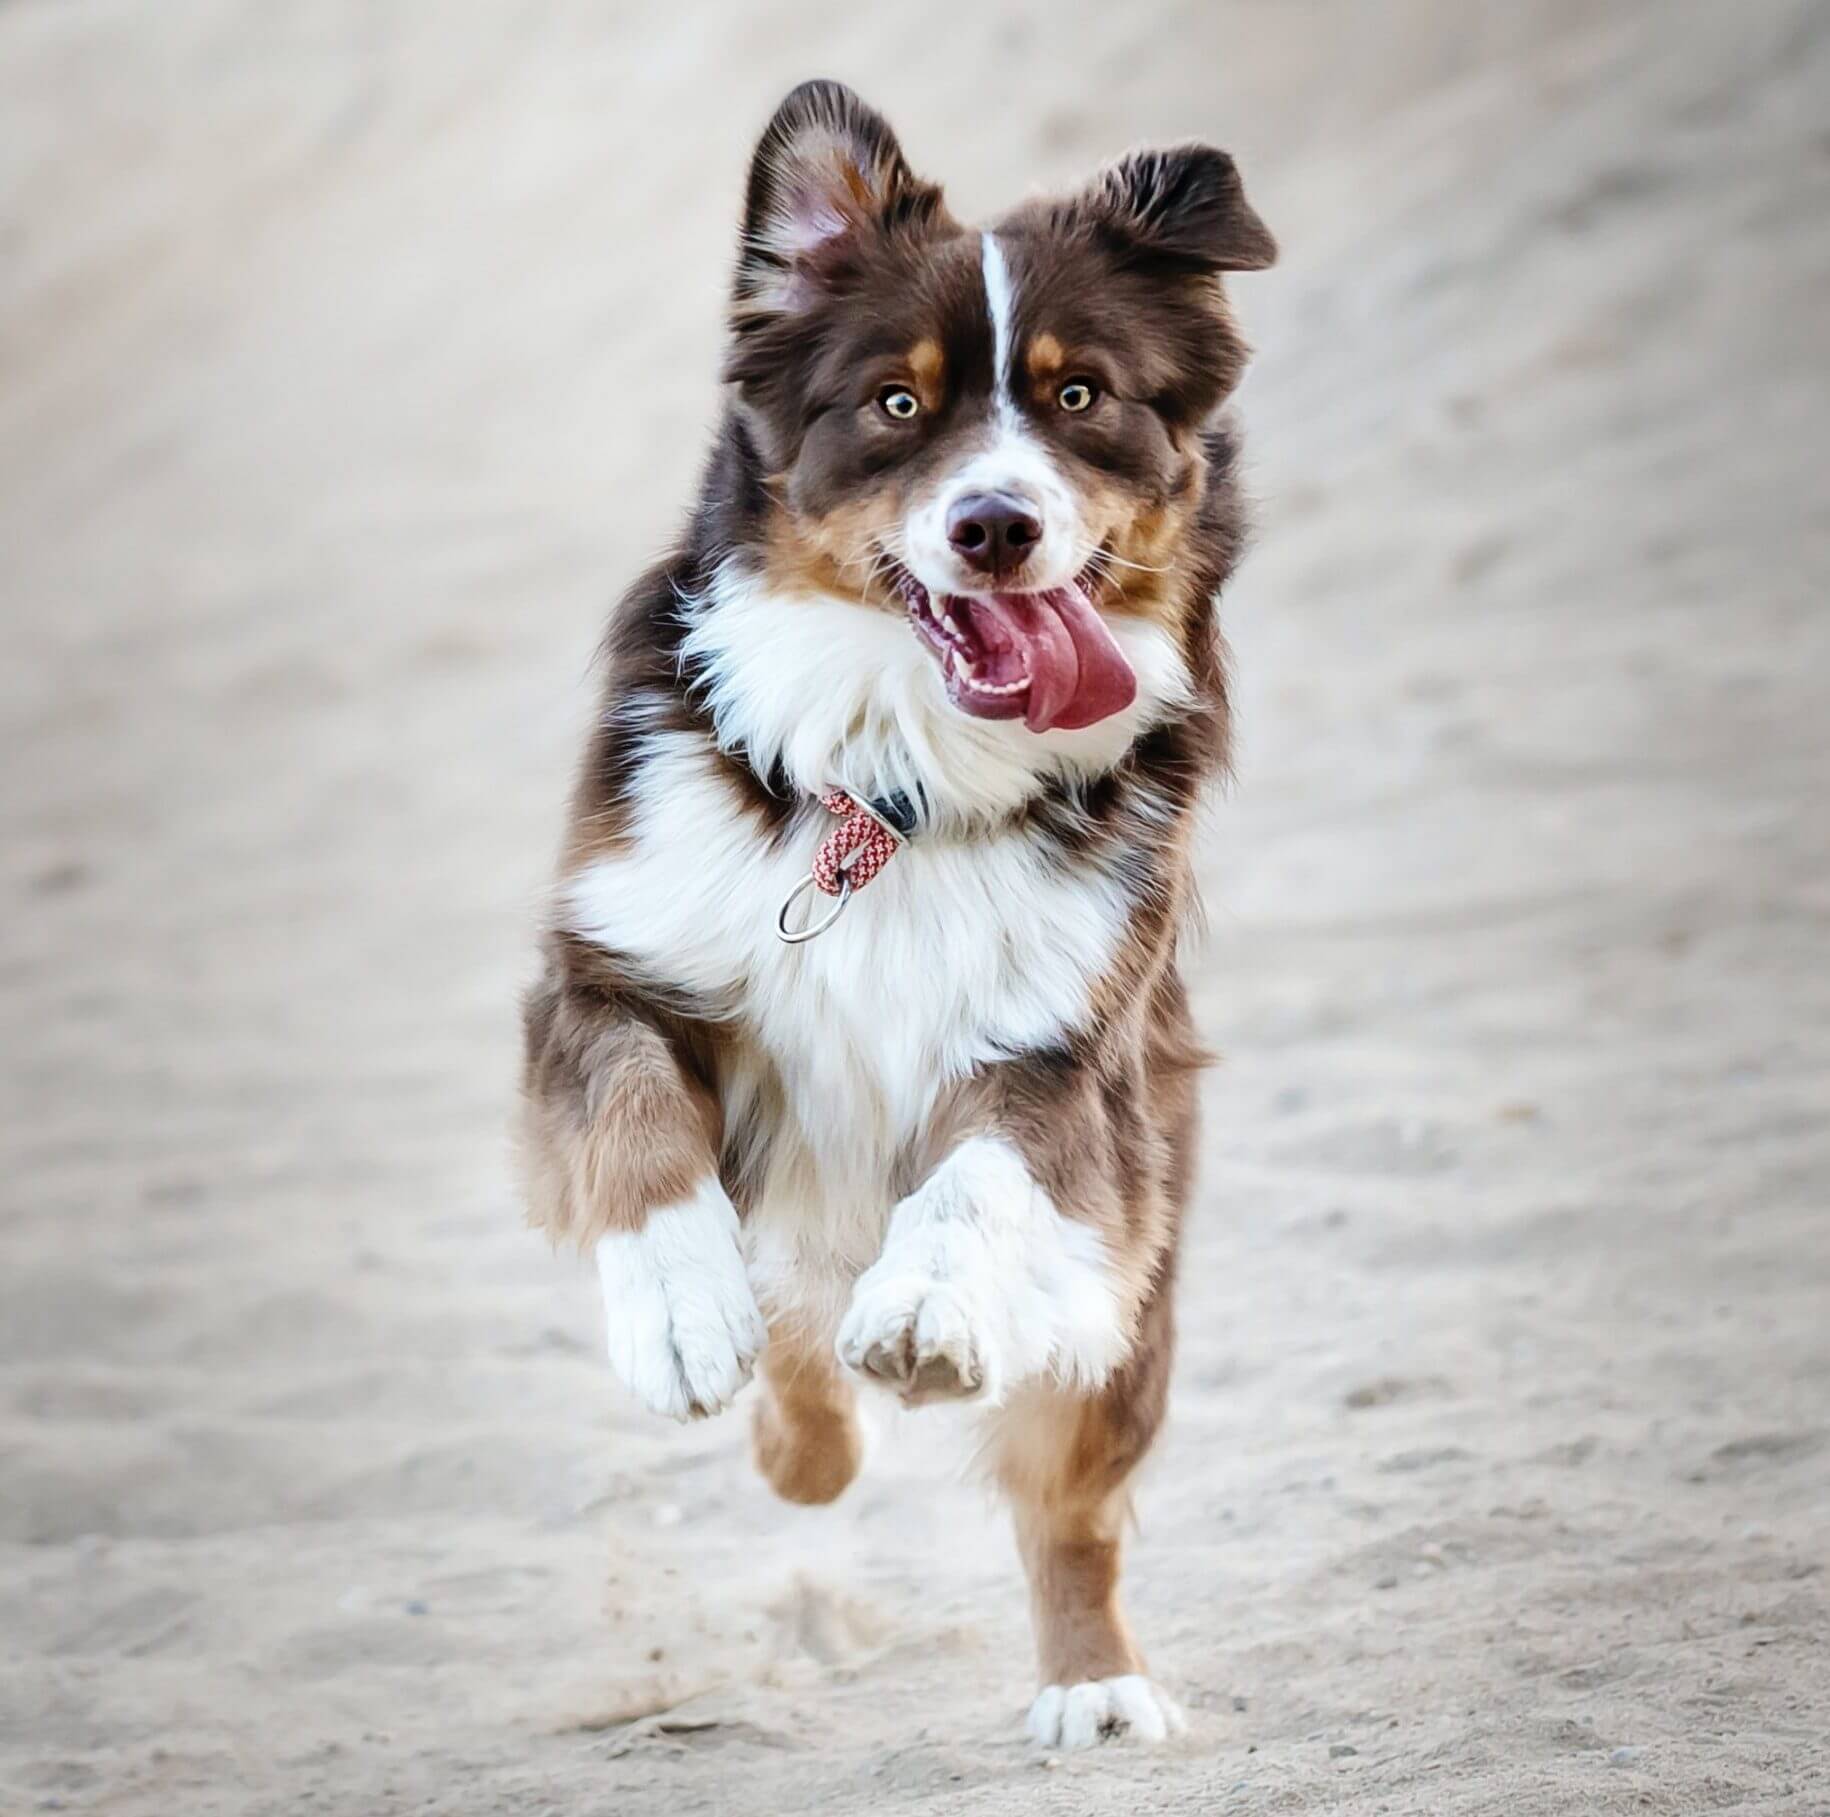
[
  {"x1": 1027, "y1": 1676, "x2": 1186, "y2": 1749},
  {"x1": 595, "y1": 1183, "x2": 767, "y2": 1422},
  {"x1": 835, "y1": 1271, "x2": 996, "y2": 1406}
]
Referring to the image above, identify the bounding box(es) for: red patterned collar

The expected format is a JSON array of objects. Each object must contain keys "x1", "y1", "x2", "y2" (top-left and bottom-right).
[{"x1": 775, "y1": 789, "x2": 916, "y2": 944}]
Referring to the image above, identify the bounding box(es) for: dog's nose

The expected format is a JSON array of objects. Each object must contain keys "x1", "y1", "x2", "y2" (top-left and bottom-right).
[{"x1": 946, "y1": 491, "x2": 1042, "y2": 578}]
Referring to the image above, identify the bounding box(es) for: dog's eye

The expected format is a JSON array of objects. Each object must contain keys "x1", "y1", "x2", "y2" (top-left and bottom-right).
[
  {"x1": 878, "y1": 387, "x2": 921, "y2": 421},
  {"x1": 1058, "y1": 380, "x2": 1097, "y2": 413}
]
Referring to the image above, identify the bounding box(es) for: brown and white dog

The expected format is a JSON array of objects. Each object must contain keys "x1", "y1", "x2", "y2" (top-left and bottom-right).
[{"x1": 520, "y1": 80, "x2": 1274, "y2": 1748}]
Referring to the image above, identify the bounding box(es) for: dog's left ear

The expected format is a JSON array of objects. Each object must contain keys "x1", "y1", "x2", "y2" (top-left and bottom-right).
[
  {"x1": 732, "y1": 80, "x2": 944, "y2": 319},
  {"x1": 1082, "y1": 144, "x2": 1277, "y2": 273}
]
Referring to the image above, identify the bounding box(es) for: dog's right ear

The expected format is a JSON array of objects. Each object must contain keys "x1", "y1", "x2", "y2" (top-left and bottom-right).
[{"x1": 731, "y1": 80, "x2": 943, "y2": 322}]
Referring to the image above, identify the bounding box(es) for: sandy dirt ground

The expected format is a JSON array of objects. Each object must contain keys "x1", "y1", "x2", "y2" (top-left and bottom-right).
[{"x1": 4, "y1": 3, "x2": 1828, "y2": 1813}]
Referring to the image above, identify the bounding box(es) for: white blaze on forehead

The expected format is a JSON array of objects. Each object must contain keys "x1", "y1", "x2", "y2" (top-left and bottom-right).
[
  {"x1": 900, "y1": 229, "x2": 1084, "y2": 593},
  {"x1": 980, "y1": 231, "x2": 1018, "y2": 416}
]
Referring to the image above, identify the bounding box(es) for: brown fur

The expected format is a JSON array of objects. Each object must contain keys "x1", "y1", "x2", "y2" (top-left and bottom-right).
[
  {"x1": 1014, "y1": 1489, "x2": 1142, "y2": 1685},
  {"x1": 905, "y1": 335, "x2": 946, "y2": 402},
  {"x1": 1026, "y1": 329, "x2": 1067, "y2": 380},
  {"x1": 760, "y1": 489, "x2": 907, "y2": 606},
  {"x1": 751, "y1": 1321, "x2": 863, "y2": 1505},
  {"x1": 518, "y1": 939, "x2": 725, "y2": 1244}
]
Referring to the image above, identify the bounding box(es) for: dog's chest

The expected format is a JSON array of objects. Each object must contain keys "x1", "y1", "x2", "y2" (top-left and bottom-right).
[{"x1": 565, "y1": 731, "x2": 1129, "y2": 1207}]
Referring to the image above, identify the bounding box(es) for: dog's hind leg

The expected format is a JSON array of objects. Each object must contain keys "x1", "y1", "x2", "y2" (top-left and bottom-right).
[{"x1": 752, "y1": 1319, "x2": 863, "y2": 1506}]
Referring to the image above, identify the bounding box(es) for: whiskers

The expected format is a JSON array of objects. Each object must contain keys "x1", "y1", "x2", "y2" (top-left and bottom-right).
[
  {"x1": 838, "y1": 531, "x2": 1172, "y2": 607},
  {"x1": 1081, "y1": 542, "x2": 1178, "y2": 603},
  {"x1": 1085, "y1": 544, "x2": 1176, "y2": 580},
  {"x1": 835, "y1": 532, "x2": 909, "y2": 604}
]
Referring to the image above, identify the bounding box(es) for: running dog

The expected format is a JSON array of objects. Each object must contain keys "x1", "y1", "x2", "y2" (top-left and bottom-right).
[{"x1": 520, "y1": 79, "x2": 1275, "y2": 1747}]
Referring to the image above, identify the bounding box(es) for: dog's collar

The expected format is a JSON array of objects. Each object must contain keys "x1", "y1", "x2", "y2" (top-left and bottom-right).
[
  {"x1": 851, "y1": 786, "x2": 921, "y2": 839},
  {"x1": 776, "y1": 787, "x2": 920, "y2": 944}
]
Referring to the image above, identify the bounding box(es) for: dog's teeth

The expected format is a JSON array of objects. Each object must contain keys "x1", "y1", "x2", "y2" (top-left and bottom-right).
[{"x1": 949, "y1": 649, "x2": 968, "y2": 681}]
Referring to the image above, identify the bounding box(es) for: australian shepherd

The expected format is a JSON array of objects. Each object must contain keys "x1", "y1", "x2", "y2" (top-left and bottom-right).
[{"x1": 520, "y1": 79, "x2": 1275, "y2": 1748}]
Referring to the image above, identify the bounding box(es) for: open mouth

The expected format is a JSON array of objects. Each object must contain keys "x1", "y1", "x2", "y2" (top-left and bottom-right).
[{"x1": 895, "y1": 566, "x2": 1138, "y2": 734}]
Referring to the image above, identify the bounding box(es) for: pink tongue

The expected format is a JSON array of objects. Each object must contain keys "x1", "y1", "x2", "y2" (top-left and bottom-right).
[{"x1": 955, "y1": 588, "x2": 1138, "y2": 733}]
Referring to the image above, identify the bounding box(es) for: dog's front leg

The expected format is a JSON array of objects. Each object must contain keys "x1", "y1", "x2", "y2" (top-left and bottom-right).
[
  {"x1": 835, "y1": 1136, "x2": 1129, "y2": 1406},
  {"x1": 520, "y1": 965, "x2": 765, "y2": 1422}
]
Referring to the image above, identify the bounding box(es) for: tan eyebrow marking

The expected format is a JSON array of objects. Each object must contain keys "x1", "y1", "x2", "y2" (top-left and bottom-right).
[
  {"x1": 1026, "y1": 332, "x2": 1067, "y2": 380},
  {"x1": 907, "y1": 338, "x2": 944, "y2": 383},
  {"x1": 907, "y1": 337, "x2": 945, "y2": 409}
]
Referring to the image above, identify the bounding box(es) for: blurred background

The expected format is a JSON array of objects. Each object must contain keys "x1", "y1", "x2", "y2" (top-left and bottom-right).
[{"x1": 4, "y1": 4, "x2": 1826, "y2": 1813}]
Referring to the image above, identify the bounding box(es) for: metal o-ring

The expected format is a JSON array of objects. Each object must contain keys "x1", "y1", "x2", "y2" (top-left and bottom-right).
[{"x1": 776, "y1": 870, "x2": 853, "y2": 944}]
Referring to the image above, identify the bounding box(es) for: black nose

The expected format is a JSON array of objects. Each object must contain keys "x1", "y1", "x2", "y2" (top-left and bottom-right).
[{"x1": 946, "y1": 491, "x2": 1043, "y2": 578}]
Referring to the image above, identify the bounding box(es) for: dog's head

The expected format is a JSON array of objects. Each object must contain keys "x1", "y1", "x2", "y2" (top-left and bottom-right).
[{"x1": 724, "y1": 80, "x2": 1275, "y2": 737}]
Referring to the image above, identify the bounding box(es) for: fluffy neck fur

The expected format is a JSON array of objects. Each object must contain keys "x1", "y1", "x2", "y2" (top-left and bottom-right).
[{"x1": 679, "y1": 557, "x2": 1196, "y2": 832}]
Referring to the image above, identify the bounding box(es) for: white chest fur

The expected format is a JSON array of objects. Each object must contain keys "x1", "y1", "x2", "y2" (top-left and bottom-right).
[{"x1": 563, "y1": 730, "x2": 1131, "y2": 1326}]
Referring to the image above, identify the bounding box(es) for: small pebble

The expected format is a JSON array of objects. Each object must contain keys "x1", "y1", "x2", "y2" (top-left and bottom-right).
[
  {"x1": 1330, "y1": 1743, "x2": 1359, "y2": 1758},
  {"x1": 404, "y1": 1600, "x2": 429, "y2": 1616},
  {"x1": 1608, "y1": 1746, "x2": 1645, "y2": 1767},
  {"x1": 1232, "y1": 1695, "x2": 1249, "y2": 1713}
]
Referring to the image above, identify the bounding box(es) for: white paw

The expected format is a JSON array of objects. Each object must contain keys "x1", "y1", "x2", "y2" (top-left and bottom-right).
[
  {"x1": 837, "y1": 1139, "x2": 1127, "y2": 1408},
  {"x1": 836, "y1": 1270, "x2": 999, "y2": 1405},
  {"x1": 595, "y1": 1183, "x2": 767, "y2": 1422},
  {"x1": 1026, "y1": 1676, "x2": 1186, "y2": 1749}
]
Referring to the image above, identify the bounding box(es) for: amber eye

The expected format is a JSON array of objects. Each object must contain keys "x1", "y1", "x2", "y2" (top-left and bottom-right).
[
  {"x1": 1058, "y1": 380, "x2": 1097, "y2": 413},
  {"x1": 879, "y1": 387, "x2": 921, "y2": 421}
]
